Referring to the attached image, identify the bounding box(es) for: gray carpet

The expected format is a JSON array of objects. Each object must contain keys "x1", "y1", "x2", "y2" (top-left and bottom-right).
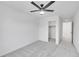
[{"x1": 2, "y1": 40, "x2": 79, "y2": 57}]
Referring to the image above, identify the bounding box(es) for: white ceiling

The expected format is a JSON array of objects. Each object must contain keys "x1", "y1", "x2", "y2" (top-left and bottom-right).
[{"x1": 0, "y1": 1, "x2": 79, "y2": 19}]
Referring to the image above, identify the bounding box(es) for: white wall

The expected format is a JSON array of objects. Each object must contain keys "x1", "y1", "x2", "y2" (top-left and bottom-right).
[
  {"x1": 38, "y1": 17, "x2": 48, "y2": 42},
  {"x1": 0, "y1": 5, "x2": 38, "y2": 56},
  {"x1": 73, "y1": 10, "x2": 79, "y2": 53},
  {"x1": 57, "y1": 17, "x2": 62, "y2": 44}
]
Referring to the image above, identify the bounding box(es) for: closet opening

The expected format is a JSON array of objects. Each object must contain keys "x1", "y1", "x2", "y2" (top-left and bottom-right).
[{"x1": 48, "y1": 21, "x2": 56, "y2": 44}]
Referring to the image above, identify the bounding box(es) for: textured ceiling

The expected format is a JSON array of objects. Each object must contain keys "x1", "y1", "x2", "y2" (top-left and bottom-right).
[{"x1": 0, "y1": 1, "x2": 79, "y2": 19}]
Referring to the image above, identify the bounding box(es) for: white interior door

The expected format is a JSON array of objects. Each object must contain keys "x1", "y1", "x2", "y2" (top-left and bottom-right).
[{"x1": 63, "y1": 22, "x2": 72, "y2": 42}]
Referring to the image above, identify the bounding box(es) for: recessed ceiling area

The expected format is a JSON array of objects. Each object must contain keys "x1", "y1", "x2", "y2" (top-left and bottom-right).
[{"x1": 0, "y1": 1, "x2": 79, "y2": 19}]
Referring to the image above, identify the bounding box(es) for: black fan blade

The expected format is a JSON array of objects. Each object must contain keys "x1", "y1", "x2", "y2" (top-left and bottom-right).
[
  {"x1": 30, "y1": 10, "x2": 40, "y2": 12},
  {"x1": 31, "y1": 1, "x2": 41, "y2": 9},
  {"x1": 44, "y1": 10, "x2": 54, "y2": 12},
  {"x1": 43, "y1": 1, "x2": 55, "y2": 9}
]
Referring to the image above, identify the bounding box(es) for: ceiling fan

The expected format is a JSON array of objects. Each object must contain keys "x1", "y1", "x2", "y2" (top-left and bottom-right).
[{"x1": 30, "y1": 1, "x2": 55, "y2": 15}]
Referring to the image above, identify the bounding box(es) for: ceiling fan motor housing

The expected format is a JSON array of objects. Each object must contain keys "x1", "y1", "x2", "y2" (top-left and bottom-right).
[{"x1": 40, "y1": 4, "x2": 44, "y2": 8}]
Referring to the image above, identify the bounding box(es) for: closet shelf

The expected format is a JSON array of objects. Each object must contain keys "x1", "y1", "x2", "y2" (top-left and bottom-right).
[{"x1": 49, "y1": 26, "x2": 56, "y2": 28}]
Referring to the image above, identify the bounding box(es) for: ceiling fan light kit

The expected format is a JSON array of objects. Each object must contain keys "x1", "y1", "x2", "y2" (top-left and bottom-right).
[
  {"x1": 30, "y1": 1, "x2": 55, "y2": 15},
  {"x1": 40, "y1": 10, "x2": 45, "y2": 15}
]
